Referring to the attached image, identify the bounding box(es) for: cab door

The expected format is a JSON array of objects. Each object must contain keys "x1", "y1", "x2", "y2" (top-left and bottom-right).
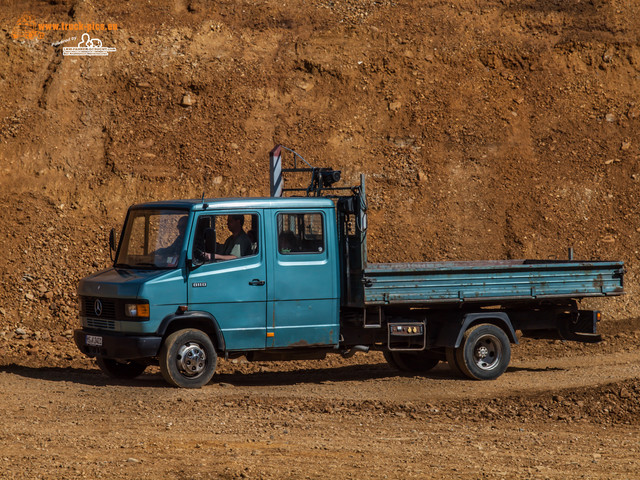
[
  {"x1": 267, "y1": 209, "x2": 339, "y2": 348},
  {"x1": 187, "y1": 211, "x2": 267, "y2": 351}
]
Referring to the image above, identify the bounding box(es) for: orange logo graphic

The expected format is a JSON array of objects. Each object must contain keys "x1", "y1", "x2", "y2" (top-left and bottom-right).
[{"x1": 11, "y1": 13, "x2": 45, "y2": 40}]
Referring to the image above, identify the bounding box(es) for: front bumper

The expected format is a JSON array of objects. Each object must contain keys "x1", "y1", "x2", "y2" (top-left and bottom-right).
[{"x1": 74, "y1": 329, "x2": 162, "y2": 359}]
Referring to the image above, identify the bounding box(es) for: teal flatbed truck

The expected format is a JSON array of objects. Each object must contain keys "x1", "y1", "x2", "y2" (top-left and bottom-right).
[{"x1": 74, "y1": 146, "x2": 625, "y2": 388}]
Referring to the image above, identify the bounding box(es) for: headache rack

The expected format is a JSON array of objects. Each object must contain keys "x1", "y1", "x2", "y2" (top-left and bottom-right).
[{"x1": 269, "y1": 144, "x2": 368, "y2": 306}]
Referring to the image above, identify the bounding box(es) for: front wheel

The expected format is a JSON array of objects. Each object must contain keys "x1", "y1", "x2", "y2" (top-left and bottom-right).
[
  {"x1": 96, "y1": 357, "x2": 147, "y2": 379},
  {"x1": 384, "y1": 350, "x2": 440, "y2": 373},
  {"x1": 159, "y1": 329, "x2": 217, "y2": 388},
  {"x1": 455, "y1": 323, "x2": 511, "y2": 380}
]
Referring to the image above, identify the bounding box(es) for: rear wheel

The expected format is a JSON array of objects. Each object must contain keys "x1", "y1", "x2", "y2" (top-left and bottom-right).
[
  {"x1": 159, "y1": 329, "x2": 217, "y2": 388},
  {"x1": 445, "y1": 347, "x2": 464, "y2": 377},
  {"x1": 384, "y1": 350, "x2": 439, "y2": 373},
  {"x1": 96, "y1": 357, "x2": 147, "y2": 379},
  {"x1": 455, "y1": 324, "x2": 511, "y2": 380}
]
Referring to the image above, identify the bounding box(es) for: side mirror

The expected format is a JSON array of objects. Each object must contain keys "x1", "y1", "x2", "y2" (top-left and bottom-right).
[{"x1": 109, "y1": 228, "x2": 117, "y2": 261}]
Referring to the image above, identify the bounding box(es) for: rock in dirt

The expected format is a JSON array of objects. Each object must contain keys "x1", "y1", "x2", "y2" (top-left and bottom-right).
[{"x1": 180, "y1": 94, "x2": 195, "y2": 107}]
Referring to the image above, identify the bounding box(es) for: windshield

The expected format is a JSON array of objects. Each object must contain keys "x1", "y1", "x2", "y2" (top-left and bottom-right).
[{"x1": 115, "y1": 209, "x2": 189, "y2": 269}]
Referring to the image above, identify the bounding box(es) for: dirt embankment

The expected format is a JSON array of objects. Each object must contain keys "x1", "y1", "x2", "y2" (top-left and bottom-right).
[{"x1": 2, "y1": 0, "x2": 640, "y2": 334}]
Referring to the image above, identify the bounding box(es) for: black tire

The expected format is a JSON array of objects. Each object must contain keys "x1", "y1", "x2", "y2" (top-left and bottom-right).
[
  {"x1": 159, "y1": 329, "x2": 217, "y2": 388},
  {"x1": 455, "y1": 323, "x2": 511, "y2": 380},
  {"x1": 96, "y1": 357, "x2": 147, "y2": 379},
  {"x1": 445, "y1": 347, "x2": 464, "y2": 377},
  {"x1": 383, "y1": 350, "x2": 401, "y2": 370},
  {"x1": 383, "y1": 350, "x2": 439, "y2": 373}
]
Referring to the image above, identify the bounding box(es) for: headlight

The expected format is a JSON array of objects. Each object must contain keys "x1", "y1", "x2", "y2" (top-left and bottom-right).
[{"x1": 125, "y1": 303, "x2": 150, "y2": 318}]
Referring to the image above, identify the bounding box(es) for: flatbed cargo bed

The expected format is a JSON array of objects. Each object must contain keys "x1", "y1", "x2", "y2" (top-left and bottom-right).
[{"x1": 362, "y1": 259, "x2": 625, "y2": 306}]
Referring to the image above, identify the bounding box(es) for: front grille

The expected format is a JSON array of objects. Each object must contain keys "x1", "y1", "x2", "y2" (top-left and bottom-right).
[
  {"x1": 81, "y1": 296, "x2": 117, "y2": 320},
  {"x1": 86, "y1": 317, "x2": 116, "y2": 330}
]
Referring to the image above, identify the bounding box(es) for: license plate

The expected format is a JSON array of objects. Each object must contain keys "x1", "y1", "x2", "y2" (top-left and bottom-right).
[{"x1": 86, "y1": 335, "x2": 103, "y2": 347}]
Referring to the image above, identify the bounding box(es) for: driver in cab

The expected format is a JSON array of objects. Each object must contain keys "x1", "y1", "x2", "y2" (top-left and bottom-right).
[{"x1": 215, "y1": 215, "x2": 252, "y2": 260}]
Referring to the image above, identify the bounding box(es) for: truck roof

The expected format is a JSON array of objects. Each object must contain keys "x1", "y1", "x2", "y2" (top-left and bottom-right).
[{"x1": 130, "y1": 196, "x2": 336, "y2": 211}]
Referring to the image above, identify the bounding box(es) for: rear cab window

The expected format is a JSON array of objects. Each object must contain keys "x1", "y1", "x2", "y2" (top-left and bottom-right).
[{"x1": 277, "y1": 212, "x2": 324, "y2": 255}]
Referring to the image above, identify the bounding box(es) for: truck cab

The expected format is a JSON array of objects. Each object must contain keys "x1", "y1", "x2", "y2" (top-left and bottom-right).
[{"x1": 76, "y1": 197, "x2": 343, "y2": 387}]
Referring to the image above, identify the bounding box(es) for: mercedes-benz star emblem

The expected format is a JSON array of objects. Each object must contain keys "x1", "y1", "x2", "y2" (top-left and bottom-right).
[{"x1": 94, "y1": 299, "x2": 103, "y2": 317}]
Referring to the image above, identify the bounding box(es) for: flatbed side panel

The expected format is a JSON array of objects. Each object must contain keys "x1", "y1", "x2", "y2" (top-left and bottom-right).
[{"x1": 362, "y1": 260, "x2": 624, "y2": 305}]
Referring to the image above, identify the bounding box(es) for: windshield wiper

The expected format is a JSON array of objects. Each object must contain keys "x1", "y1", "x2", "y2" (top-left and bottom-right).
[
  {"x1": 115, "y1": 263, "x2": 134, "y2": 269},
  {"x1": 115, "y1": 262, "x2": 157, "y2": 269}
]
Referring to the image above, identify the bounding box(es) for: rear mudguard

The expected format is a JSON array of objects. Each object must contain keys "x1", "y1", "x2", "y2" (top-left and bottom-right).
[{"x1": 435, "y1": 312, "x2": 518, "y2": 349}]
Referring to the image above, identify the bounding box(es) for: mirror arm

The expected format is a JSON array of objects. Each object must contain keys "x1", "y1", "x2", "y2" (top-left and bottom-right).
[{"x1": 109, "y1": 228, "x2": 116, "y2": 262}]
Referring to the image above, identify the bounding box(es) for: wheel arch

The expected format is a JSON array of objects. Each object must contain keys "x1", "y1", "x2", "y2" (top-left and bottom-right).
[
  {"x1": 437, "y1": 312, "x2": 518, "y2": 349},
  {"x1": 157, "y1": 311, "x2": 226, "y2": 353}
]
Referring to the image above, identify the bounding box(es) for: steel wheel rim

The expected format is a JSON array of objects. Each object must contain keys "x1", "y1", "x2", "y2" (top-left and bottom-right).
[
  {"x1": 472, "y1": 334, "x2": 502, "y2": 371},
  {"x1": 176, "y1": 342, "x2": 207, "y2": 378}
]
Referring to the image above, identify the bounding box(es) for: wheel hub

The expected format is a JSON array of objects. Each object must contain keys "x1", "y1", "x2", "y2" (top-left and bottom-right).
[
  {"x1": 176, "y1": 342, "x2": 207, "y2": 377},
  {"x1": 473, "y1": 335, "x2": 501, "y2": 371},
  {"x1": 475, "y1": 345, "x2": 490, "y2": 359}
]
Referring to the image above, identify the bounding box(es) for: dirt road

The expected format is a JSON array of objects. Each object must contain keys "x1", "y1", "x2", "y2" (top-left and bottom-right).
[{"x1": 1, "y1": 325, "x2": 640, "y2": 480}]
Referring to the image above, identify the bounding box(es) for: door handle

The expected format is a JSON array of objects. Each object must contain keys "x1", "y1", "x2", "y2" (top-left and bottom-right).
[{"x1": 249, "y1": 279, "x2": 265, "y2": 286}]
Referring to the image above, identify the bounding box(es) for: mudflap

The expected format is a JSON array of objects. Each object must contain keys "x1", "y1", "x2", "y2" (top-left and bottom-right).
[{"x1": 558, "y1": 310, "x2": 602, "y2": 343}]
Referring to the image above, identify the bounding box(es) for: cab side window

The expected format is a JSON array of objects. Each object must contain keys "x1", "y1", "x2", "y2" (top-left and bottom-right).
[
  {"x1": 277, "y1": 213, "x2": 324, "y2": 254},
  {"x1": 193, "y1": 214, "x2": 259, "y2": 263}
]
